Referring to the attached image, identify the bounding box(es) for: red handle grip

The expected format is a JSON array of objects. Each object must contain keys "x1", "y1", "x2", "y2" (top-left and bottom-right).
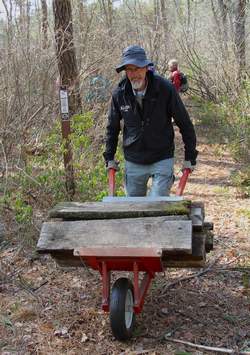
[
  {"x1": 176, "y1": 168, "x2": 191, "y2": 196},
  {"x1": 108, "y1": 168, "x2": 116, "y2": 196}
]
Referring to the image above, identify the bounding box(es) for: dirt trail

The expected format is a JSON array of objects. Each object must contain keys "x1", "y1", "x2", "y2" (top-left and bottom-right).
[{"x1": 0, "y1": 121, "x2": 249, "y2": 354}]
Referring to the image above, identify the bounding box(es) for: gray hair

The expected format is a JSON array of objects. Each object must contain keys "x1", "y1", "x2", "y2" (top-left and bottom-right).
[{"x1": 168, "y1": 59, "x2": 178, "y2": 67}]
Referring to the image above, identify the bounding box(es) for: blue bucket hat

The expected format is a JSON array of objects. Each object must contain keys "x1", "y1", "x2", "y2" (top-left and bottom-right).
[{"x1": 116, "y1": 45, "x2": 152, "y2": 73}]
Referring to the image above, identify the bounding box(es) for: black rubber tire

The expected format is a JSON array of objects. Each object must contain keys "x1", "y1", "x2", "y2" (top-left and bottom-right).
[{"x1": 110, "y1": 277, "x2": 135, "y2": 341}]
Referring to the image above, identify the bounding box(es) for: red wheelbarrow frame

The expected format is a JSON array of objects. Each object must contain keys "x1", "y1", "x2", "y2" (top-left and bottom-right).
[
  {"x1": 74, "y1": 247, "x2": 163, "y2": 314},
  {"x1": 74, "y1": 168, "x2": 191, "y2": 315}
]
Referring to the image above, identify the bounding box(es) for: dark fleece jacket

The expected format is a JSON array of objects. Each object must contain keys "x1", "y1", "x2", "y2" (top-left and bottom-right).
[{"x1": 104, "y1": 71, "x2": 198, "y2": 165}]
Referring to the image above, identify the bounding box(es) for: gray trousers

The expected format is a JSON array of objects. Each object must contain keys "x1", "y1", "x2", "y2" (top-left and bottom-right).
[{"x1": 125, "y1": 158, "x2": 174, "y2": 197}]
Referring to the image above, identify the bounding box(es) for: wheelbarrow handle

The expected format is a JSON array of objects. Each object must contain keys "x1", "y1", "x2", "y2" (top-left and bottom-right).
[
  {"x1": 108, "y1": 168, "x2": 116, "y2": 196},
  {"x1": 108, "y1": 167, "x2": 191, "y2": 197},
  {"x1": 176, "y1": 168, "x2": 191, "y2": 196}
]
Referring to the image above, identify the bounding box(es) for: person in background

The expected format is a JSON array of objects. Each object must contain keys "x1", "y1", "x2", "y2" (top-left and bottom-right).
[
  {"x1": 103, "y1": 45, "x2": 198, "y2": 197},
  {"x1": 168, "y1": 59, "x2": 182, "y2": 92},
  {"x1": 85, "y1": 68, "x2": 110, "y2": 104}
]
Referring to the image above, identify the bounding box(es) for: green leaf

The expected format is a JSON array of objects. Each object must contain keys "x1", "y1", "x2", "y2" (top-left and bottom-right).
[{"x1": 2, "y1": 317, "x2": 13, "y2": 328}]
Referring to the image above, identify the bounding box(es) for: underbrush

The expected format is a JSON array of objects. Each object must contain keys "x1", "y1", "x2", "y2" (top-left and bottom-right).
[
  {"x1": 231, "y1": 167, "x2": 250, "y2": 198},
  {"x1": 193, "y1": 81, "x2": 250, "y2": 197},
  {"x1": 0, "y1": 111, "x2": 124, "y2": 248}
]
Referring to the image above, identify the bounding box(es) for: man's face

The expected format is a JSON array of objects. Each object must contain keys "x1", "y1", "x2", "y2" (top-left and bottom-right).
[{"x1": 125, "y1": 65, "x2": 147, "y2": 91}]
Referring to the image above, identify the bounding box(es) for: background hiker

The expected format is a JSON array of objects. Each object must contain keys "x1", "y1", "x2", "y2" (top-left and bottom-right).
[{"x1": 168, "y1": 58, "x2": 182, "y2": 92}]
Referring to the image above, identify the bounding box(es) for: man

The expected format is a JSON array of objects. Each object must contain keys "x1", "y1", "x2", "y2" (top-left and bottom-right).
[
  {"x1": 103, "y1": 45, "x2": 198, "y2": 196},
  {"x1": 168, "y1": 58, "x2": 182, "y2": 92}
]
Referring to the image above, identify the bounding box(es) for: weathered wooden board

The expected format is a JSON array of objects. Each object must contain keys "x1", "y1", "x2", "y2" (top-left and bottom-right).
[
  {"x1": 48, "y1": 201, "x2": 191, "y2": 220},
  {"x1": 190, "y1": 202, "x2": 205, "y2": 230},
  {"x1": 102, "y1": 196, "x2": 184, "y2": 202},
  {"x1": 47, "y1": 232, "x2": 207, "y2": 269},
  {"x1": 37, "y1": 216, "x2": 192, "y2": 254},
  {"x1": 162, "y1": 232, "x2": 206, "y2": 268},
  {"x1": 74, "y1": 247, "x2": 162, "y2": 258}
]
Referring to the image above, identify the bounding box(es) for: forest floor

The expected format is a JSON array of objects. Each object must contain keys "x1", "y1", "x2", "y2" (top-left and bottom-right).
[{"x1": 0, "y1": 103, "x2": 250, "y2": 355}]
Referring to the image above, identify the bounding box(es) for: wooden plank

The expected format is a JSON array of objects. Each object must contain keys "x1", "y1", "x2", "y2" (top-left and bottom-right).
[
  {"x1": 205, "y1": 230, "x2": 214, "y2": 252},
  {"x1": 37, "y1": 217, "x2": 192, "y2": 254},
  {"x1": 51, "y1": 251, "x2": 82, "y2": 267},
  {"x1": 102, "y1": 196, "x2": 184, "y2": 202},
  {"x1": 162, "y1": 232, "x2": 206, "y2": 268},
  {"x1": 162, "y1": 258, "x2": 205, "y2": 268},
  {"x1": 190, "y1": 204, "x2": 204, "y2": 230},
  {"x1": 50, "y1": 232, "x2": 206, "y2": 269},
  {"x1": 48, "y1": 201, "x2": 191, "y2": 220},
  {"x1": 52, "y1": 252, "x2": 206, "y2": 269},
  {"x1": 74, "y1": 247, "x2": 162, "y2": 258}
]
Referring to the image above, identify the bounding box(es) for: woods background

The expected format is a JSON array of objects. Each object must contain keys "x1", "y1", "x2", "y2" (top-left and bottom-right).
[
  {"x1": 0, "y1": 2, "x2": 250, "y2": 354},
  {"x1": 0, "y1": 0, "x2": 249, "y2": 238}
]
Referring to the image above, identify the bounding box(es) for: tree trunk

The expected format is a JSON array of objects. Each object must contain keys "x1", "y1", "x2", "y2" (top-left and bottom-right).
[
  {"x1": 41, "y1": 0, "x2": 49, "y2": 49},
  {"x1": 53, "y1": 0, "x2": 80, "y2": 198},
  {"x1": 234, "y1": 0, "x2": 246, "y2": 81},
  {"x1": 100, "y1": 0, "x2": 113, "y2": 38},
  {"x1": 160, "y1": 0, "x2": 168, "y2": 44},
  {"x1": 211, "y1": 0, "x2": 230, "y2": 61},
  {"x1": 218, "y1": 0, "x2": 228, "y2": 54},
  {"x1": 187, "y1": 0, "x2": 191, "y2": 34},
  {"x1": 152, "y1": 0, "x2": 160, "y2": 63},
  {"x1": 52, "y1": 0, "x2": 81, "y2": 115},
  {"x1": 153, "y1": 0, "x2": 160, "y2": 31}
]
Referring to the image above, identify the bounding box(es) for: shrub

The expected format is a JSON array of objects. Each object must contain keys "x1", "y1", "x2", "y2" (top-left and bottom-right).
[
  {"x1": 195, "y1": 80, "x2": 250, "y2": 197},
  {"x1": 196, "y1": 82, "x2": 249, "y2": 160}
]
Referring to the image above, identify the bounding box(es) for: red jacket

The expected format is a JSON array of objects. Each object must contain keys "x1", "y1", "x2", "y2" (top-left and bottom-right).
[{"x1": 170, "y1": 70, "x2": 181, "y2": 92}]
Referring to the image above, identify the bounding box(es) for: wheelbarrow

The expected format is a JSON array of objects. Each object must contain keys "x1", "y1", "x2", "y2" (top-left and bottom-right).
[{"x1": 37, "y1": 168, "x2": 213, "y2": 341}]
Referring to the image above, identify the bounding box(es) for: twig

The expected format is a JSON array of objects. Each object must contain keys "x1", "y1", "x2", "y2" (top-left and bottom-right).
[
  {"x1": 79, "y1": 256, "x2": 96, "y2": 276},
  {"x1": 0, "y1": 268, "x2": 41, "y2": 302},
  {"x1": 214, "y1": 267, "x2": 250, "y2": 273},
  {"x1": 26, "y1": 105, "x2": 45, "y2": 126},
  {"x1": 0, "y1": 139, "x2": 8, "y2": 195},
  {"x1": 0, "y1": 240, "x2": 11, "y2": 252},
  {"x1": 32, "y1": 280, "x2": 48, "y2": 292},
  {"x1": 17, "y1": 274, "x2": 41, "y2": 301},
  {"x1": 159, "y1": 255, "x2": 222, "y2": 297},
  {"x1": 120, "y1": 350, "x2": 153, "y2": 355},
  {"x1": 164, "y1": 336, "x2": 250, "y2": 354},
  {"x1": 14, "y1": 165, "x2": 42, "y2": 186}
]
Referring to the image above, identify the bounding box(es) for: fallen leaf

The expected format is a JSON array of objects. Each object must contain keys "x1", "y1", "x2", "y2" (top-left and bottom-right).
[
  {"x1": 81, "y1": 333, "x2": 88, "y2": 342},
  {"x1": 54, "y1": 327, "x2": 70, "y2": 338},
  {"x1": 13, "y1": 307, "x2": 37, "y2": 321},
  {"x1": 161, "y1": 308, "x2": 169, "y2": 315}
]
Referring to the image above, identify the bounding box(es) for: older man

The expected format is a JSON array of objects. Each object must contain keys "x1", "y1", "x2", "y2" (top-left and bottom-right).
[{"x1": 103, "y1": 45, "x2": 198, "y2": 196}]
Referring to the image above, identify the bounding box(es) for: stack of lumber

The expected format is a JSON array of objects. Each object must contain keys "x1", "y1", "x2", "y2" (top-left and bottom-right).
[{"x1": 37, "y1": 200, "x2": 213, "y2": 268}]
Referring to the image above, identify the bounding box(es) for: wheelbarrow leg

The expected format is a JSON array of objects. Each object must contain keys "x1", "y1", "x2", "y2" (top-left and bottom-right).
[
  {"x1": 101, "y1": 261, "x2": 110, "y2": 312},
  {"x1": 133, "y1": 261, "x2": 155, "y2": 314}
]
